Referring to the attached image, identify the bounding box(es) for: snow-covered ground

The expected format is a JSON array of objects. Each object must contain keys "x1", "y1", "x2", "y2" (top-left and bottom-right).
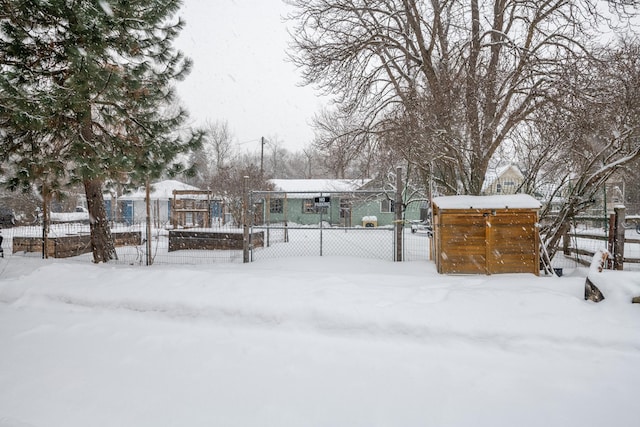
[{"x1": 1, "y1": 254, "x2": 639, "y2": 427}]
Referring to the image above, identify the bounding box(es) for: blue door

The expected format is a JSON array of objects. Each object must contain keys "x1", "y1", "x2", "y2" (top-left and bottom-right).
[
  {"x1": 104, "y1": 199, "x2": 112, "y2": 221},
  {"x1": 211, "y1": 201, "x2": 221, "y2": 217},
  {"x1": 211, "y1": 201, "x2": 222, "y2": 227},
  {"x1": 121, "y1": 200, "x2": 134, "y2": 225}
]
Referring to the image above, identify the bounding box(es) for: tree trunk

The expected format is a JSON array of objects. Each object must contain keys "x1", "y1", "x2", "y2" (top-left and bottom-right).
[{"x1": 84, "y1": 178, "x2": 117, "y2": 263}]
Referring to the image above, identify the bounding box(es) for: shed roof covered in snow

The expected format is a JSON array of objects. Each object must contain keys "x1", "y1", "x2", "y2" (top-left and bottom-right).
[
  {"x1": 269, "y1": 179, "x2": 371, "y2": 196},
  {"x1": 432, "y1": 194, "x2": 541, "y2": 210}
]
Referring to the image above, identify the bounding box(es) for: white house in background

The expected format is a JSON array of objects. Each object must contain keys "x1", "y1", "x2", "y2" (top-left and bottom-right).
[
  {"x1": 105, "y1": 179, "x2": 212, "y2": 226},
  {"x1": 482, "y1": 164, "x2": 525, "y2": 195}
]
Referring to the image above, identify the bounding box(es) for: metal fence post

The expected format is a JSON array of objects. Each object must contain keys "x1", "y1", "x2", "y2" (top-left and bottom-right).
[
  {"x1": 243, "y1": 176, "x2": 250, "y2": 263},
  {"x1": 395, "y1": 166, "x2": 403, "y2": 262}
]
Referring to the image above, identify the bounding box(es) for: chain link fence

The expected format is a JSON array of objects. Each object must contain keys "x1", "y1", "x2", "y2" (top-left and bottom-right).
[
  {"x1": 248, "y1": 190, "x2": 430, "y2": 262},
  {"x1": 5, "y1": 221, "x2": 247, "y2": 265},
  {"x1": 4, "y1": 221, "x2": 430, "y2": 265},
  {"x1": 3, "y1": 187, "x2": 432, "y2": 265},
  {"x1": 249, "y1": 225, "x2": 432, "y2": 262}
]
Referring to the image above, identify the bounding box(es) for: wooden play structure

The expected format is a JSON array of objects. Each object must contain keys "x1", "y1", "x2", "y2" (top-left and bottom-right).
[
  {"x1": 171, "y1": 190, "x2": 215, "y2": 229},
  {"x1": 431, "y1": 195, "x2": 541, "y2": 275}
]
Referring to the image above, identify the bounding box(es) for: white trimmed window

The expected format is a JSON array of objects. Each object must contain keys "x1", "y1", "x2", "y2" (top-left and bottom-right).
[
  {"x1": 270, "y1": 199, "x2": 283, "y2": 214},
  {"x1": 380, "y1": 199, "x2": 395, "y2": 213}
]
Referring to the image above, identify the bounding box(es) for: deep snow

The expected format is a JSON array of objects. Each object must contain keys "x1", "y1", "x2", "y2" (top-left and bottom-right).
[{"x1": 1, "y1": 255, "x2": 639, "y2": 427}]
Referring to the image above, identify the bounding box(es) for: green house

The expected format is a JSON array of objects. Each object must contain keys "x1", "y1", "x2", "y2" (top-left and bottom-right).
[{"x1": 263, "y1": 179, "x2": 424, "y2": 227}]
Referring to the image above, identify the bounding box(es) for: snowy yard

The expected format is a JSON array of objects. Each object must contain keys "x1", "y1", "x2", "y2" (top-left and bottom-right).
[{"x1": 1, "y1": 254, "x2": 639, "y2": 427}]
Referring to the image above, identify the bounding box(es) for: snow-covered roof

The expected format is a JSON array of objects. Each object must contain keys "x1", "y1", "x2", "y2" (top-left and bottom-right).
[
  {"x1": 269, "y1": 179, "x2": 371, "y2": 195},
  {"x1": 117, "y1": 180, "x2": 202, "y2": 201},
  {"x1": 432, "y1": 194, "x2": 541, "y2": 210},
  {"x1": 50, "y1": 212, "x2": 89, "y2": 223},
  {"x1": 482, "y1": 164, "x2": 524, "y2": 192}
]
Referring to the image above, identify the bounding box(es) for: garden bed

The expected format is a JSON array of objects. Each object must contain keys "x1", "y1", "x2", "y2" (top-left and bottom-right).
[
  {"x1": 168, "y1": 229, "x2": 264, "y2": 252},
  {"x1": 13, "y1": 231, "x2": 142, "y2": 258}
]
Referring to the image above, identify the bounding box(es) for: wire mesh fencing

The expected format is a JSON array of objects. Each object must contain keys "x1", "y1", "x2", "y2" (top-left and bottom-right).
[
  {"x1": 6, "y1": 221, "x2": 247, "y2": 265},
  {"x1": 248, "y1": 225, "x2": 430, "y2": 262},
  {"x1": 3, "y1": 187, "x2": 433, "y2": 265},
  {"x1": 4, "y1": 220, "x2": 431, "y2": 265},
  {"x1": 248, "y1": 189, "x2": 431, "y2": 262}
]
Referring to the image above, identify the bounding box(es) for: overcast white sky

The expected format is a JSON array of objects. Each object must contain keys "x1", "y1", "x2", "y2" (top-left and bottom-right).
[
  {"x1": 173, "y1": 2, "x2": 639, "y2": 155},
  {"x1": 175, "y1": 0, "x2": 325, "y2": 152}
]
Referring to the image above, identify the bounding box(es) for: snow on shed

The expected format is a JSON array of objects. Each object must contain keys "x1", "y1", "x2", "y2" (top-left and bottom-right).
[{"x1": 431, "y1": 194, "x2": 541, "y2": 275}]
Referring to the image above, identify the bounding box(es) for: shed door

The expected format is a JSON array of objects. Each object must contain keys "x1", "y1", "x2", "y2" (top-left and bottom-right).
[
  {"x1": 486, "y1": 212, "x2": 538, "y2": 274},
  {"x1": 438, "y1": 212, "x2": 487, "y2": 274}
]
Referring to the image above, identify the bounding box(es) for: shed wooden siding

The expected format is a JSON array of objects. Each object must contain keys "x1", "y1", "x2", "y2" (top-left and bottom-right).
[{"x1": 433, "y1": 207, "x2": 539, "y2": 275}]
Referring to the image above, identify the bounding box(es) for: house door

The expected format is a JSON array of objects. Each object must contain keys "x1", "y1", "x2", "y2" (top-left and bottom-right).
[
  {"x1": 104, "y1": 199, "x2": 112, "y2": 221},
  {"x1": 211, "y1": 201, "x2": 221, "y2": 226},
  {"x1": 121, "y1": 200, "x2": 134, "y2": 225},
  {"x1": 340, "y1": 199, "x2": 352, "y2": 227},
  {"x1": 437, "y1": 212, "x2": 488, "y2": 274}
]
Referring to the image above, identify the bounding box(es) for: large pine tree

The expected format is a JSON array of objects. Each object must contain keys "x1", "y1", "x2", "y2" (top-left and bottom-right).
[{"x1": 0, "y1": 0, "x2": 201, "y2": 262}]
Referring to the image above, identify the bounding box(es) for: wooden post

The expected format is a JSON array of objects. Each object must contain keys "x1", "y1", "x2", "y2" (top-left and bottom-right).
[
  {"x1": 613, "y1": 206, "x2": 626, "y2": 270},
  {"x1": 562, "y1": 224, "x2": 570, "y2": 256},
  {"x1": 41, "y1": 184, "x2": 50, "y2": 259},
  {"x1": 607, "y1": 213, "x2": 615, "y2": 269},
  {"x1": 242, "y1": 176, "x2": 250, "y2": 263},
  {"x1": 585, "y1": 250, "x2": 607, "y2": 302},
  {"x1": 395, "y1": 166, "x2": 403, "y2": 262},
  {"x1": 171, "y1": 191, "x2": 177, "y2": 229}
]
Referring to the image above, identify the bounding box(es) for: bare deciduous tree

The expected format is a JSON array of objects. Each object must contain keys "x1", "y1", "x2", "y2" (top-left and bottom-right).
[
  {"x1": 521, "y1": 40, "x2": 640, "y2": 259},
  {"x1": 207, "y1": 119, "x2": 235, "y2": 173},
  {"x1": 312, "y1": 108, "x2": 373, "y2": 179},
  {"x1": 287, "y1": 0, "x2": 636, "y2": 194},
  {"x1": 187, "y1": 119, "x2": 236, "y2": 188}
]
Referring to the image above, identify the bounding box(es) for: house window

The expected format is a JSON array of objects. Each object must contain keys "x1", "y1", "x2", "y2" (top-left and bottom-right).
[
  {"x1": 303, "y1": 198, "x2": 327, "y2": 214},
  {"x1": 496, "y1": 183, "x2": 502, "y2": 193},
  {"x1": 270, "y1": 199, "x2": 283, "y2": 214},
  {"x1": 303, "y1": 199, "x2": 315, "y2": 213},
  {"x1": 381, "y1": 199, "x2": 395, "y2": 213},
  {"x1": 504, "y1": 181, "x2": 515, "y2": 186}
]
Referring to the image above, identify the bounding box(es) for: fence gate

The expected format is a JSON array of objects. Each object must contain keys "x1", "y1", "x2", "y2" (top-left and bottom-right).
[{"x1": 561, "y1": 207, "x2": 640, "y2": 271}]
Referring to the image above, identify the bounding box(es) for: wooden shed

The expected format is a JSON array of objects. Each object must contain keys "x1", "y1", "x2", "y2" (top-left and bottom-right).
[{"x1": 432, "y1": 195, "x2": 541, "y2": 275}]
